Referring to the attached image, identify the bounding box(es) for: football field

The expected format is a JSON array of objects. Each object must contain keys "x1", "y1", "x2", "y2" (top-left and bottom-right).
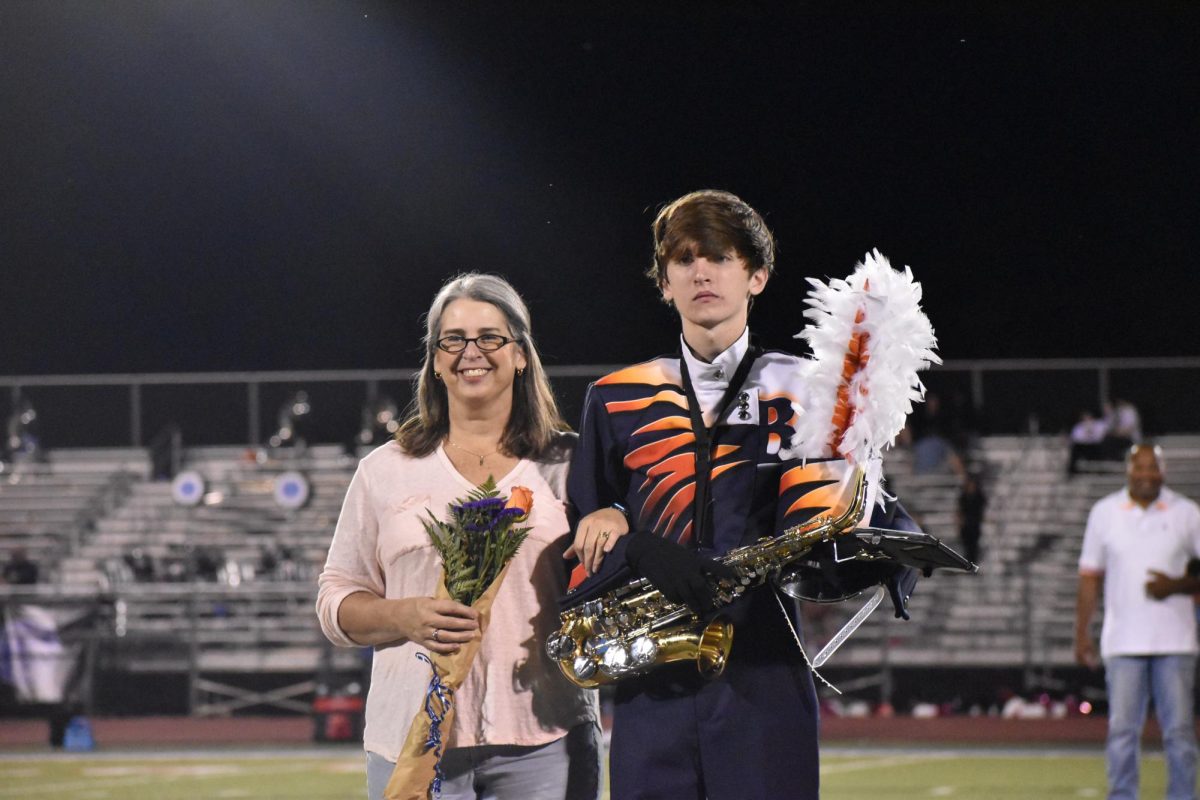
[{"x1": 0, "y1": 746, "x2": 1162, "y2": 799}]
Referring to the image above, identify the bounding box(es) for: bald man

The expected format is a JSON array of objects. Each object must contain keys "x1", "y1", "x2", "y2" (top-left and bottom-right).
[{"x1": 1075, "y1": 444, "x2": 1200, "y2": 800}]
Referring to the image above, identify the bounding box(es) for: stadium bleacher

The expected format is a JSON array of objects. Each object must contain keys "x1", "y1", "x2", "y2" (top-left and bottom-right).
[
  {"x1": 820, "y1": 434, "x2": 1200, "y2": 673},
  {"x1": 4, "y1": 434, "x2": 1200, "y2": 714},
  {"x1": 0, "y1": 448, "x2": 148, "y2": 575},
  {"x1": 1, "y1": 445, "x2": 366, "y2": 715}
]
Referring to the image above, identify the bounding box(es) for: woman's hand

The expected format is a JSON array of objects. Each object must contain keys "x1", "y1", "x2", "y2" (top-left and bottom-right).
[
  {"x1": 564, "y1": 507, "x2": 629, "y2": 576},
  {"x1": 337, "y1": 592, "x2": 478, "y2": 652},
  {"x1": 392, "y1": 597, "x2": 480, "y2": 655}
]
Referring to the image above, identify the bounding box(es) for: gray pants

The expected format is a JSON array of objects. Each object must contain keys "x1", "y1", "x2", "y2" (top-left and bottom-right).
[{"x1": 366, "y1": 722, "x2": 601, "y2": 800}]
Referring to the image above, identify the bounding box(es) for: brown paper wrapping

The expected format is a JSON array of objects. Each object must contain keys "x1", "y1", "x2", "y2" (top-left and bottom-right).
[{"x1": 384, "y1": 562, "x2": 513, "y2": 800}]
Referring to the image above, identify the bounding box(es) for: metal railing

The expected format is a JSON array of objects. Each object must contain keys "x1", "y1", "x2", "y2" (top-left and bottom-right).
[{"x1": 3, "y1": 356, "x2": 1199, "y2": 448}]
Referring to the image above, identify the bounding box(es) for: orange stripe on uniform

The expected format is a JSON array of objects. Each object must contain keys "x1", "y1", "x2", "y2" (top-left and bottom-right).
[
  {"x1": 640, "y1": 453, "x2": 697, "y2": 510},
  {"x1": 654, "y1": 483, "x2": 696, "y2": 537},
  {"x1": 624, "y1": 432, "x2": 695, "y2": 471},
  {"x1": 713, "y1": 443, "x2": 741, "y2": 459},
  {"x1": 779, "y1": 462, "x2": 840, "y2": 493},
  {"x1": 786, "y1": 480, "x2": 851, "y2": 517},
  {"x1": 633, "y1": 416, "x2": 693, "y2": 436},
  {"x1": 596, "y1": 360, "x2": 679, "y2": 387},
  {"x1": 606, "y1": 390, "x2": 688, "y2": 415},
  {"x1": 711, "y1": 461, "x2": 748, "y2": 480}
]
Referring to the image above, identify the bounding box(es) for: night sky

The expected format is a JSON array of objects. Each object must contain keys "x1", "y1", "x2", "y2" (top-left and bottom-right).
[{"x1": 2, "y1": 2, "x2": 1198, "y2": 378}]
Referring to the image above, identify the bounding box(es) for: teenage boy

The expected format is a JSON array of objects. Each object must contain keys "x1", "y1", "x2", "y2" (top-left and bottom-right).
[{"x1": 566, "y1": 190, "x2": 916, "y2": 799}]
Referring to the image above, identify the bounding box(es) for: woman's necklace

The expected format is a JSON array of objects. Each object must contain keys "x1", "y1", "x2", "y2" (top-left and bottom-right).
[{"x1": 445, "y1": 437, "x2": 499, "y2": 467}]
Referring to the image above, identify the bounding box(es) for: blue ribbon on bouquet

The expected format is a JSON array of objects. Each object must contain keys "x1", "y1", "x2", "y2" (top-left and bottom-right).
[{"x1": 416, "y1": 652, "x2": 454, "y2": 797}]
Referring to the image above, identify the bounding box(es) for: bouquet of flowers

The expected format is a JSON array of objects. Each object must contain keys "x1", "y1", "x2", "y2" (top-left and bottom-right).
[{"x1": 385, "y1": 477, "x2": 533, "y2": 800}]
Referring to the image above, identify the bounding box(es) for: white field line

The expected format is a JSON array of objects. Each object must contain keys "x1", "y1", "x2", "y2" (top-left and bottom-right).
[{"x1": 820, "y1": 754, "x2": 953, "y2": 775}]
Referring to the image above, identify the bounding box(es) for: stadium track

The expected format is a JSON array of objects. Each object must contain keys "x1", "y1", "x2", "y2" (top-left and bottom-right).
[{"x1": 0, "y1": 714, "x2": 1145, "y2": 750}]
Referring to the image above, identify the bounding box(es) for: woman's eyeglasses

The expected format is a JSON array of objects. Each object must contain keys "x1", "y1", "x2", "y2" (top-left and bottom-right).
[{"x1": 435, "y1": 334, "x2": 515, "y2": 353}]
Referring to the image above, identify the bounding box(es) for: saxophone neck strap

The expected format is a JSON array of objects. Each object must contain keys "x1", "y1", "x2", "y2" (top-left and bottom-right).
[{"x1": 678, "y1": 340, "x2": 760, "y2": 550}]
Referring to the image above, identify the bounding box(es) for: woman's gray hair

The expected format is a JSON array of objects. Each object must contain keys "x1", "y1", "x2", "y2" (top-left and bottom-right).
[
  {"x1": 395, "y1": 273, "x2": 567, "y2": 458},
  {"x1": 421, "y1": 273, "x2": 532, "y2": 359}
]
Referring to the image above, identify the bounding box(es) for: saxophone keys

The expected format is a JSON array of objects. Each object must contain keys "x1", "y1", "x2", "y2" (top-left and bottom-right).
[
  {"x1": 545, "y1": 632, "x2": 575, "y2": 661},
  {"x1": 572, "y1": 654, "x2": 598, "y2": 681},
  {"x1": 630, "y1": 635, "x2": 658, "y2": 667},
  {"x1": 600, "y1": 644, "x2": 632, "y2": 676}
]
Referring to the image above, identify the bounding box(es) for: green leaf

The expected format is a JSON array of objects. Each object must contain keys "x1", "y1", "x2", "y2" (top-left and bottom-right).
[{"x1": 420, "y1": 479, "x2": 532, "y2": 606}]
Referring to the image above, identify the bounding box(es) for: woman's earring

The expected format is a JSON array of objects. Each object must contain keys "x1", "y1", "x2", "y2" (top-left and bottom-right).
[
  {"x1": 516, "y1": 367, "x2": 524, "y2": 377},
  {"x1": 433, "y1": 371, "x2": 443, "y2": 381}
]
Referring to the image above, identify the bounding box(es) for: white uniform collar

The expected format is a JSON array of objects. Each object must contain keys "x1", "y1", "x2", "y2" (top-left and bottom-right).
[{"x1": 679, "y1": 328, "x2": 750, "y2": 390}]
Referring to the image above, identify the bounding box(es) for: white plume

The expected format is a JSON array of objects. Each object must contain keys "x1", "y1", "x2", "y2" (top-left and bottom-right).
[{"x1": 785, "y1": 249, "x2": 940, "y2": 467}]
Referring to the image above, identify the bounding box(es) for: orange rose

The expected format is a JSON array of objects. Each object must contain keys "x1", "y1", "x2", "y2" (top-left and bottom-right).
[{"x1": 505, "y1": 485, "x2": 534, "y2": 522}]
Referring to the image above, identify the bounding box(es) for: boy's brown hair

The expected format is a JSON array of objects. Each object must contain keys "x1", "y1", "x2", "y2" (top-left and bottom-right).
[{"x1": 648, "y1": 189, "x2": 776, "y2": 289}]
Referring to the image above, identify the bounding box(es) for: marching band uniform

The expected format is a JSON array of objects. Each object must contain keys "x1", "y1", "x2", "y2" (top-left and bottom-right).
[{"x1": 567, "y1": 329, "x2": 916, "y2": 800}]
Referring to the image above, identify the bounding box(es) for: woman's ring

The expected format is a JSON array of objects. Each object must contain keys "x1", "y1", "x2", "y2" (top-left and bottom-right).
[
  {"x1": 432, "y1": 629, "x2": 441, "y2": 643},
  {"x1": 600, "y1": 531, "x2": 611, "y2": 541}
]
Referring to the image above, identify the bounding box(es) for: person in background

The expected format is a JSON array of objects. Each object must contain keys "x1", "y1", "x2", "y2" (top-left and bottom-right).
[
  {"x1": 4, "y1": 395, "x2": 41, "y2": 466},
  {"x1": 1102, "y1": 399, "x2": 1142, "y2": 461},
  {"x1": 317, "y1": 273, "x2": 599, "y2": 800},
  {"x1": 910, "y1": 391, "x2": 952, "y2": 473},
  {"x1": 1075, "y1": 444, "x2": 1200, "y2": 800},
  {"x1": 956, "y1": 473, "x2": 987, "y2": 565},
  {"x1": 1068, "y1": 409, "x2": 1108, "y2": 476},
  {"x1": 1, "y1": 547, "x2": 38, "y2": 585}
]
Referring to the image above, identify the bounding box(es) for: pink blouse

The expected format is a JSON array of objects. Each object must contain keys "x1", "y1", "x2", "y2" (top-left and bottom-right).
[{"x1": 316, "y1": 441, "x2": 598, "y2": 761}]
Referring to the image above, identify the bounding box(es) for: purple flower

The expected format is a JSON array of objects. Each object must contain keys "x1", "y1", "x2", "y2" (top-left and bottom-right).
[{"x1": 460, "y1": 497, "x2": 505, "y2": 512}]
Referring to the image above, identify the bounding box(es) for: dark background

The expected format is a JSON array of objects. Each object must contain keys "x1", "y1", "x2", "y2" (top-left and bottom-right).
[{"x1": 1, "y1": 2, "x2": 1198, "y2": 443}]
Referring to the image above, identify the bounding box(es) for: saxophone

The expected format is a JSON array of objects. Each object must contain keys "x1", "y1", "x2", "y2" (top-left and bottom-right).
[{"x1": 546, "y1": 462, "x2": 868, "y2": 688}]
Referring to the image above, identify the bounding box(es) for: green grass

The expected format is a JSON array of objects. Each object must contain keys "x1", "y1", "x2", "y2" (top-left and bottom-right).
[
  {"x1": 820, "y1": 750, "x2": 1138, "y2": 799},
  {"x1": 0, "y1": 752, "x2": 364, "y2": 799},
  {"x1": 0, "y1": 748, "x2": 1166, "y2": 799}
]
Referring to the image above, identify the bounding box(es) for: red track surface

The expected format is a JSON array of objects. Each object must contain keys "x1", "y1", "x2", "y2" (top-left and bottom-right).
[{"x1": 0, "y1": 715, "x2": 1145, "y2": 749}]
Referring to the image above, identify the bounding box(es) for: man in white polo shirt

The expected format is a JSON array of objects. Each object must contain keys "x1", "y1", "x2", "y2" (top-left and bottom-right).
[{"x1": 1076, "y1": 444, "x2": 1200, "y2": 800}]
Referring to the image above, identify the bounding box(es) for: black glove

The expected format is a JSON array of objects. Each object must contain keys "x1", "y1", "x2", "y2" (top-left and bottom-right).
[
  {"x1": 624, "y1": 531, "x2": 737, "y2": 613},
  {"x1": 886, "y1": 565, "x2": 919, "y2": 621},
  {"x1": 809, "y1": 543, "x2": 920, "y2": 620}
]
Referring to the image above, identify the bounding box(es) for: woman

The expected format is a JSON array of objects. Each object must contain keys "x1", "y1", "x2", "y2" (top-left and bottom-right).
[{"x1": 317, "y1": 273, "x2": 600, "y2": 800}]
